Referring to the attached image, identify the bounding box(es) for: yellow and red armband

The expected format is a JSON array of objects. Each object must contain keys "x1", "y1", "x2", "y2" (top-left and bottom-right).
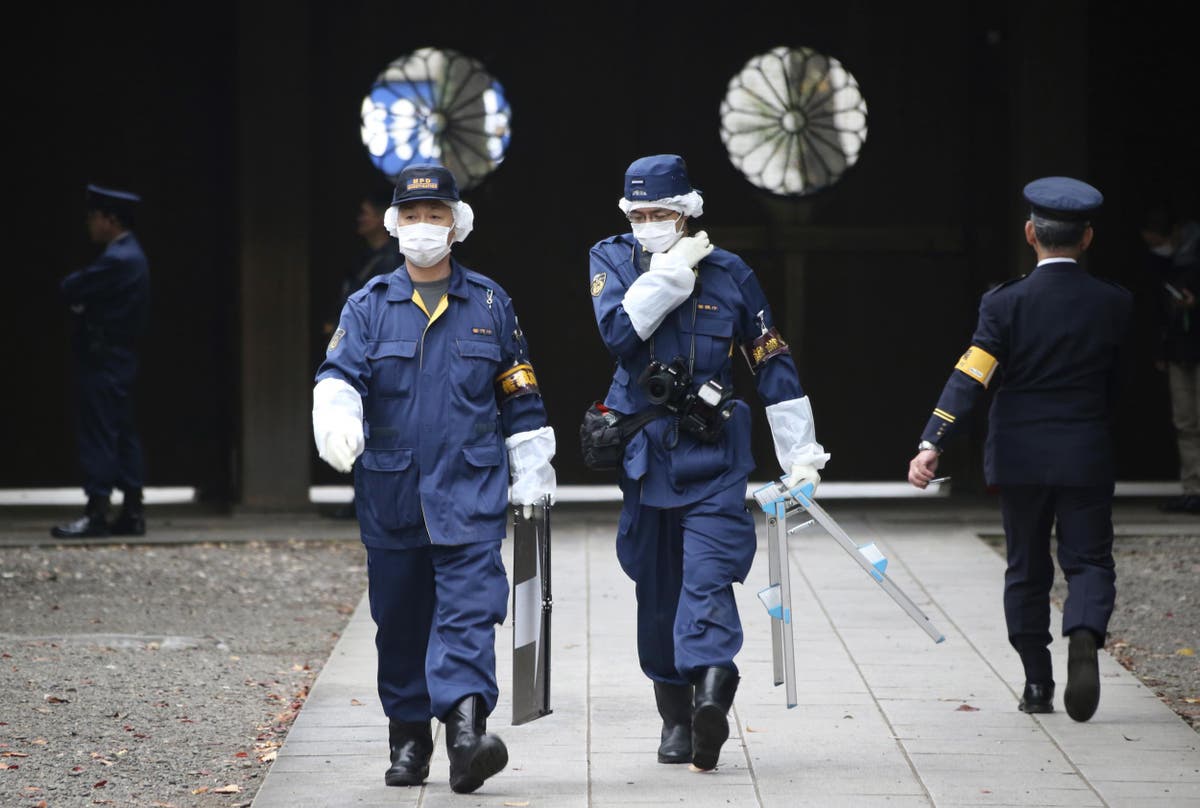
[
  {"x1": 954, "y1": 345, "x2": 998, "y2": 387},
  {"x1": 495, "y1": 362, "x2": 540, "y2": 402},
  {"x1": 740, "y1": 327, "x2": 791, "y2": 374}
]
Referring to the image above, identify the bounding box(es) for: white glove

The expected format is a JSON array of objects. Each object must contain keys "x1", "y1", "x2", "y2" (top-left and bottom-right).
[
  {"x1": 507, "y1": 426, "x2": 556, "y2": 518},
  {"x1": 765, "y1": 397, "x2": 830, "y2": 492},
  {"x1": 783, "y1": 463, "x2": 821, "y2": 495},
  {"x1": 666, "y1": 229, "x2": 713, "y2": 269},
  {"x1": 321, "y1": 418, "x2": 364, "y2": 473},
  {"x1": 313, "y1": 377, "x2": 365, "y2": 473},
  {"x1": 622, "y1": 262, "x2": 696, "y2": 339}
]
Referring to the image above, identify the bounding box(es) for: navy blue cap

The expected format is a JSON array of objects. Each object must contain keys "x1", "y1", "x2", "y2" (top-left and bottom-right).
[
  {"x1": 85, "y1": 184, "x2": 140, "y2": 225},
  {"x1": 391, "y1": 164, "x2": 460, "y2": 206},
  {"x1": 1023, "y1": 176, "x2": 1103, "y2": 222},
  {"x1": 624, "y1": 154, "x2": 696, "y2": 201},
  {"x1": 86, "y1": 183, "x2": 140, "y2": 209}
]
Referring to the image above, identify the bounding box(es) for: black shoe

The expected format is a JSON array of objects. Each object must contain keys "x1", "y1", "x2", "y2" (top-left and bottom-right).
[
  {"x1": 384, "y1": 719, "x2": 433, "y2": 786},
  {"x1": 653, "y1": 681, "x2": 693, "y2": 764},
  {"x1": 1018, "y1": 681, "x2": 1055, "y2": 713},
  {"x1": 443, "y1": 695, "x2": 507, "y2": 794},
  {"x1": 51, "y1": 496, "x2": 110, "y2": 538},
  {"x1": 110, "y1": 510, "x2": 146, "y2": 536},
  {"x1": 50, "y1": 514, "x2": 109, "y2": 538},
  {"x1": 1064, "y1": 630, "x2": 1100, "y2": 722},
  {"x1": 691, "y1": 667, "x2": 739, "y2": 771}
]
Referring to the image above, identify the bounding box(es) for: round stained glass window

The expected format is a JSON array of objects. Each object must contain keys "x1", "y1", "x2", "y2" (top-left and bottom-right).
[
  {"x1": 360, "y1": 47, "x2": 512, "y2": 189},
  {"x1": 720, "y1": 46, "x2": 868, "y2": 196}
]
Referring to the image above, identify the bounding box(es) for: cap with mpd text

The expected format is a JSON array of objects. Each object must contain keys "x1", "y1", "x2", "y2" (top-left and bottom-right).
[
  {"x1": 1023, "y1": 176, "x2": 1103, "y2": 222},
  {"x1": 623, "y1": 154, "x2": 696, "y2": 202},
  {"x1": 391, "y1": 164, "x2": 461, "y2": 206}
]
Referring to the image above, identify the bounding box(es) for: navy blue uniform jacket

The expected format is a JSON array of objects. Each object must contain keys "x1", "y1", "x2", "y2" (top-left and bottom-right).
[{"x1": 921, "y1": 259, "x2": 1132, "y2": 486}]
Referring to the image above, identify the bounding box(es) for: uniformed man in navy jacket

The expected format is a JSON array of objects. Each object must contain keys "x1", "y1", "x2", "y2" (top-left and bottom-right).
[
  {"x1": 589, "y1": 154, "x2": 829, "y2": 770},
  {"x1": 52, "y1": 185, "x2": 151, "y2": 539},
  {"x1": 908, "y1": 176, "x2": 1132, "y2": 723},
  {"x1": 313, "y1": 164, "x2": 556, "y2": 793}
]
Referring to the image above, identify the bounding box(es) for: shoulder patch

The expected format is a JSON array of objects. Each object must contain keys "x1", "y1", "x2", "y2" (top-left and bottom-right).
[
  {"x1": 326, "y1": 327, "x2": 345, "y2": 354},
  {"x1": 591, "y1": 272, "x2": 607, "y2": 297}
]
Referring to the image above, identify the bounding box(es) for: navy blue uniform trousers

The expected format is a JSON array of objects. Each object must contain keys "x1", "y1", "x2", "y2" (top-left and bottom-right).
[
  {"x1": 366, "y1": 540, "x2": 508, "y2": 722},
  {"x1": 999, "y1": 484, "x2": 1116, "y2": 664},
  {"x1": 616, "y1": 478, "x2": 757, "y2": 685},
  {"x1": 76, "y1": 353, "x2": 144, "y2": 499}
]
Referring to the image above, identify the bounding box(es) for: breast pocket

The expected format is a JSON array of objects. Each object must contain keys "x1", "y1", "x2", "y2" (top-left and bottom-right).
[
  {"x1": 366, "y1": 339, "x2": 418, "y2": 398},
  {"x1": 689, "y1": 313, "x2": 735, "y2": 371},
  {"x1": 454, "y1": 338, "x2": 501, "y2": 404}
]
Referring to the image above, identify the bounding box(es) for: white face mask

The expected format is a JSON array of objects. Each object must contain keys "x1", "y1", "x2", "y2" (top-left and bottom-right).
[
  {"x1": 631, "y1": 218, "x2": 684, "y2": 253},
  {"x1": 1150, "y1": 242, "x2": 1176, "y2": 258},
  {"x1": 397, "y1": 222, "x2": 453, "y2": 267}
]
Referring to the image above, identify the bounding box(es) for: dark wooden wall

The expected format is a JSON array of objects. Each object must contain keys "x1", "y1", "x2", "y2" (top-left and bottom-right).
[{"x1": 7, "y1": 2, "x2": 1198, "y2": 502}]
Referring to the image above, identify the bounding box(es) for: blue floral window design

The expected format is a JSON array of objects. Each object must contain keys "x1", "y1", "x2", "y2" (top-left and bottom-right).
[{"x1": 361, "y1": 47, "x2": 511, "y2": 189}]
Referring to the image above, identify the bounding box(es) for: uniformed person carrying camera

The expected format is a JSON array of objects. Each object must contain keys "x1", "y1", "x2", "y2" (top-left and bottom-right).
[{"x1": 587, "y1": 154, "x2": 830, "y2": 771}]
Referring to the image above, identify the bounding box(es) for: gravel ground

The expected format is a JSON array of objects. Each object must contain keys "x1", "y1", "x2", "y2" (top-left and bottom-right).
[
  {"x1": 982, "y1": 532, "x2": 1200, "y2": 731},
  {"x1": 0, "y1": 539, "x2": 366, "y2": 808},
  {"x1": 1, "y1": 523, "x2": 1195, "y2": 808}
]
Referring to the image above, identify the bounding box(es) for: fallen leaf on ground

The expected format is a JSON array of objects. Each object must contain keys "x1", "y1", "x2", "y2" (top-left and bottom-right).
[
  {"x1": 1, "y1": 752, "x2": 29, "y2": 757},
  {"x1": 213, "y1": 784, "x2": 241, "y2": 794},
  {"x1": 191, "y1": 787, "x2": 209, "y2": 795},
  {"x1": 350, "y1": 698, "x2": 363, "y2": 705},
  {"x1": 1176, "y1": 648, "x2": 1195, "y2": 656},
  {"x1": 955, "y1": 704, "x2": 980, "y2": 712},
  {"x1": 504, "y1": 802, "x2": 530, "y2": 807}
]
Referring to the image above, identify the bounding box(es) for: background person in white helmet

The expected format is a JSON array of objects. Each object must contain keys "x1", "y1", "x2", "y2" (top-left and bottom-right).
[
  {"x1": 586, "y1": 153, "x2": 829, "y2": 772},
  {"x1": 312, "y1": 163, "x2": 556, "y2": 794}
]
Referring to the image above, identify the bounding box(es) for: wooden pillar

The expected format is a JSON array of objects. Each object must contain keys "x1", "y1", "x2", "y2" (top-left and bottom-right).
[{"x1": 236, "y1": 4, "x2": 312, "y2": 508}]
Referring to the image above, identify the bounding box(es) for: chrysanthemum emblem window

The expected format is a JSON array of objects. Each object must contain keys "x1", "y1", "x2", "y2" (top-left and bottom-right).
[
  {"x1": 720, "y1": 46, "x2": 868, "y2": 196},
  {"x1": 361, "y1": 47, "x2": 511, "y2": 188}
]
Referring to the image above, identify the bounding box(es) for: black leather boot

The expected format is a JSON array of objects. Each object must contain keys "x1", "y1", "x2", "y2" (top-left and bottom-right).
[
  {"x1": 384, "y1": 719, "x2": 433, "y2": 786},
  {"x1": 654, "y1": 682, "x2": 693, "y2": 764},
  {"x1": 443, "y1": 694, "x2": 507, "y2": 794},
  {"x1": 691, "y1": 666, "x2": 739, "y2": 771},
  {"x1": 110, "y1": 489, "x2": 145, "y2": 536},
  {"x1": 51, "y1": 496, "x2": 110, "y2": 538}
]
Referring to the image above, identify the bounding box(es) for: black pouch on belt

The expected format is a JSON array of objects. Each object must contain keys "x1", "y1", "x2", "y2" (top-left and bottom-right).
[{"x1": 579, "y1": 401, "x2": 663, "y2": 471}]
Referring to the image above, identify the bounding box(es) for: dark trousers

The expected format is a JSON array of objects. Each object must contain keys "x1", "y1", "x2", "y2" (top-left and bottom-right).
[
  {"x1": 76, "y1": 364, "x2": 144, "y2": 500},
  {"x1": 615, "y1": 479, "x2": 756, "y2": 684},
  {"x1": 999, "y1": 484, "x2": 1116, "y2": 666},
  {"x1": 366, "y1": 540, "x2": 508, "y2": 722}
]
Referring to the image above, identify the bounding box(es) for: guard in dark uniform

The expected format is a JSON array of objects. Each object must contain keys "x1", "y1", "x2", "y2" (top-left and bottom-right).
[
  {"x1": 53, "y1": 185, "x2": 151, "y2": 538},
  {"x1": 908, "y1": 176, "x2": 1132, "y2": 722}
]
